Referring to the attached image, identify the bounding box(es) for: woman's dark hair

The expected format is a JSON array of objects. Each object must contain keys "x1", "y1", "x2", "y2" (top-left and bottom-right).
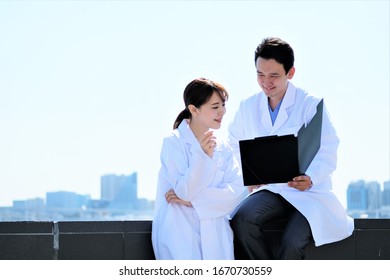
[
  {"x1": 254, "y1": 37, "x2": 294, "y2": 74},
  {"x1": 173, "y1": 78, "x2": 228, "y2": 129}
]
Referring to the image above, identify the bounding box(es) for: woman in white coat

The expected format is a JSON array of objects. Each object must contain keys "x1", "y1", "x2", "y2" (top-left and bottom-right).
[
  {"x1": 228, "y1": 37, "x2": 354, "y2": 259},
  {"x1": 152, "y1": 78, "x2": 246, "y2": 260}
]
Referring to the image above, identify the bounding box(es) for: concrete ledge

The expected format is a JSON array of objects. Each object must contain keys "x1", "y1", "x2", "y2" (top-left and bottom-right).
[
  {"x1": 0, "y1": 219, "x2": 389, "y2": 260},
  {"x1": 354, "y1": 219, "x2": 390, "y2": 259},
  {"x1": 0, "y1": 221, "x2": 55, "y2": 259}
]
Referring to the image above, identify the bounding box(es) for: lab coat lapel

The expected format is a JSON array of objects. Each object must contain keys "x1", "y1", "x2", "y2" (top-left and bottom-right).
[
  {"x1": 178, "y1": 120, "x2": 199, "y2": 154},
  {"x1": 259, "y1": 94, "x2": 273, "y2": 134},
  {"x1": 269, "y1": 83, "x2": 296, "y2": 134}
]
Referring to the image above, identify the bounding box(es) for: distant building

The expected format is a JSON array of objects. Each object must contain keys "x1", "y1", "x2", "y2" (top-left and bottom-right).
[
  {"x1": 346, "y1": 179, "x2": 390, "y2": 218},
  {"x1": 87, "y1": 199, "x2": 110, "y2": 209},
  {"x1": 383, "y1": 180, "x2": 390, "y2": 207},
  {"x1": 46, "y1": 191, "x2": 90, "y2": 209},
  {"x1": 101, "y1": 172, "x2": 138, "y2": 209},
  {"x1": 347, "y1": 180, "x2": 368, "y2": 210},
  {"x1": 366, "y1": 181, "x2": 382, "y2": 210},
  {"x1": 1, "y1": 171, "x2": 153, "y2": 221},
  {"x1": 13, "y1": 198, "x2": 45, "y2": 210}
]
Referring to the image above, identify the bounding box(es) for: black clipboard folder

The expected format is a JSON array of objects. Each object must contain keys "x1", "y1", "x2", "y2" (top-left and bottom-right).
[{"x1": 239, "y1": 99, "x2": 323, "y2": 186}]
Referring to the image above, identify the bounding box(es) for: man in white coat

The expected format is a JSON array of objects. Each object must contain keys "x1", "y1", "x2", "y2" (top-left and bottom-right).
[{"x1": 228, "y1": 37, "x2": 354, "y2": 259}]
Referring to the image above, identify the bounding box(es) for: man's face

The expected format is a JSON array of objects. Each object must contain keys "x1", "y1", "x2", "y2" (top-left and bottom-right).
[{"x1": 256, "y1": 57, "x2": 294, "y2": 101}]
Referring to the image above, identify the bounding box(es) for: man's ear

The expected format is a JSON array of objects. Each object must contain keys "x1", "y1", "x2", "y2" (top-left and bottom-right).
[
  {"x1": 287, "y1": 66, "x2": 295, "y2": 79},
  {"x1": 188, "y1": 104, "x2": 198, "y2": 116}
]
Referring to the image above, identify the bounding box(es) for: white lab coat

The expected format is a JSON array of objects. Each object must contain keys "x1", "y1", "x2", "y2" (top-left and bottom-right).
[
  {"x1": 152, "y1": 120, "x2": 246, "y2": 259},
  {"x1": 228, "y1": 82, "x2": 354, "y2": 246}
]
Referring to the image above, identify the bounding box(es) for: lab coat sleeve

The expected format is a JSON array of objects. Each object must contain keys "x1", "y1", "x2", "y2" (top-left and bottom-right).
[
  {"x1": 305, "y1": 101, "x2": 340, "y2": 188},
  {"x1": 191, "y1": 146, "x2": 247, "y2": 220},
  {"x1": 159, "y1": 136, "x2": 219, "y2": 201}
]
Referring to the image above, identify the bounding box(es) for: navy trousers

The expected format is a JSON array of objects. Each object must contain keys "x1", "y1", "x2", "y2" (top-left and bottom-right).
[{"x1": 230, "y1": 190, "x2": 312, "y2": 260}]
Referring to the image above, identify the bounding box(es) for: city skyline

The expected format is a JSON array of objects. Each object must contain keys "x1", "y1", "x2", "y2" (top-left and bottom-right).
[
  {"x1": 4, "y1": 172, "x2": 142, "y2": 204},
  {"x1": 0, "y1": 1, "x2": 389, "y2": 208},
  {"x1": 2, "y1": 175, "x2": 390, "y2": 222},
  {"x1": 0, "y1": 171, "x2": 154, "y2": 221},
  {"x1": 1, "y1": 172, "x2": 389, "y2": 209}
]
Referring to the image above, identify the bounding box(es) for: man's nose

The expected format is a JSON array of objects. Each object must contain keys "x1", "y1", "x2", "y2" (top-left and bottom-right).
[{"x1": 263, "y1": 76, "x2": 272, "y2": 84}]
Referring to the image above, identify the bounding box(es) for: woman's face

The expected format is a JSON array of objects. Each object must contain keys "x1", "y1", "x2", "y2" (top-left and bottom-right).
[{"x1": 195, "y1": 91, "x2": 226, "y2": 130}]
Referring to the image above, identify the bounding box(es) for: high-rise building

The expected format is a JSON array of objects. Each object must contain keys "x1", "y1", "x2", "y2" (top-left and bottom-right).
[
  {"x1": 366, "y1": 181, "x2": 382, "y2": 210},
  {"x1": 347, "y1": 180, "x2": 368, "y2": 210},
  {"x1": 383, "y1": 180, "x2": 390, "y2": 207},
  {"x1": 100, "y1": 172, "x2": 138, "y2": 208},
  {"x1": 347, "y1": 180, "x2": 390, "y2": 218},
  {"x1": 347, "y1": 180, "x2": 384, "y2": 211}
]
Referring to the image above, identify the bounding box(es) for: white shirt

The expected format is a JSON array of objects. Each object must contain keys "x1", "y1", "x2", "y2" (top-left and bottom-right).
[{"x1": 152, "y1": 120, "x2": 246, "y2": 259}]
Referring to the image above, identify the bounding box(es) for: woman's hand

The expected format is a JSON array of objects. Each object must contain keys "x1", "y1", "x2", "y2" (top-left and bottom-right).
[
  {"x1": 165, "y1": 189, "x2": 192, "y2": 207},
  {"x1": 199, "y1": 130, "x2": 216, "y2": 158},
  {"x1": 287, "y1": 175, "x2": 313, "y2": 191}
]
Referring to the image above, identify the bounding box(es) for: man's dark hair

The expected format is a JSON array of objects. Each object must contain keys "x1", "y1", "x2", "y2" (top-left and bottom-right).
[{"x1": 254, "y1": 37, "x2": 294, "y2": 74}]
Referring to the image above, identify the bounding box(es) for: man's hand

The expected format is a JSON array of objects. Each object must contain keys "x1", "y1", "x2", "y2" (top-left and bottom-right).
[{"x1": 287, "y1": 175, "x2": 312, "y2": 191}]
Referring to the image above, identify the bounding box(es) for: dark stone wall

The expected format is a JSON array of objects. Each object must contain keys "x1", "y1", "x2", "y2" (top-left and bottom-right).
[
  {"x1": 0, "y1": 219, "x2": 389, "y2": 260},
  {"x1": 0, "y1": 222, "x2": 55, "y2": 259}
]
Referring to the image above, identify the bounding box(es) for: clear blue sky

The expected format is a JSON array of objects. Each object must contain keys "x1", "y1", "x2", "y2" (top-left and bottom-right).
[{"x1": 0, "y1": 0, "x2": 389, "y2": 208}]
